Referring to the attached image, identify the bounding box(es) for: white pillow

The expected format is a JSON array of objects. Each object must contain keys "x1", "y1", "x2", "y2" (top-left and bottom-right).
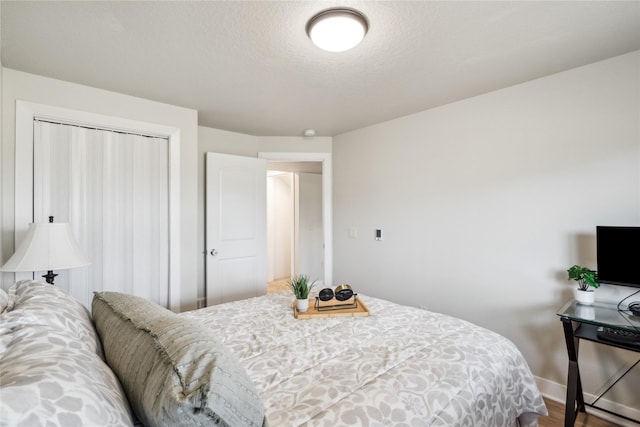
[
  {"x1": 0, "y1": 281, "x2": 134, "y2": 426},
  {"x1": 0, "y1": 287, "x2": 12, "y2": 314}
]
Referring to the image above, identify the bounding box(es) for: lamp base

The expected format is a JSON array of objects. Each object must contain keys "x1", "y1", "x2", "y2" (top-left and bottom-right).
[{"x1": 43, "y1": 270, "x2": 58, "y2": 285}]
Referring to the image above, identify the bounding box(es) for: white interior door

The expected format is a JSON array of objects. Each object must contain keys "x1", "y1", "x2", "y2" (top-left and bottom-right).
[
  {"x1": 206, "y1": 153, "x2": 266, "y2": 305},
  {"x1": 296, "y1": 172, "x2": 323, "y2": 282}
]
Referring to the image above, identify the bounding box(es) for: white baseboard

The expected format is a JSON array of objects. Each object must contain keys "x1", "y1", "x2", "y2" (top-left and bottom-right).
[{"x1": 535, "y1": 376, "x2": 640, "y2": 427}]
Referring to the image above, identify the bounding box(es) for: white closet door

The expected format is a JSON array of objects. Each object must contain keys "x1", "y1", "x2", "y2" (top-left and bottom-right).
[{"x1": 33, "y1": 120, "x2": 169, "y2": 309}]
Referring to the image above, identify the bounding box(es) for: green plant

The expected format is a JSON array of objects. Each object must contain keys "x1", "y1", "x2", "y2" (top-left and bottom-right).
[
  {"x1": 567, "y1": 265, "x2": 599, "y2": 291},
  {"x1": 288, "y1": 274, "x2": 317, "y2": 299}
]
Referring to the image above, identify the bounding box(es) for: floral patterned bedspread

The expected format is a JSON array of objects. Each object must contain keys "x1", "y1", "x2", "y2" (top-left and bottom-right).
[{"x1": 181, "y1": 292, "x2": 547, "y2": 427}]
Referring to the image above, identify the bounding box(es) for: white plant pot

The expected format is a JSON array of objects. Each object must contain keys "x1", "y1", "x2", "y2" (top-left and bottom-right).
[
  {"x1": 296, "y1": 298, "x2": 309, "y2": 313},
  {"x1": 574, "y1": 288, "x2": 595, "y2": 306}
]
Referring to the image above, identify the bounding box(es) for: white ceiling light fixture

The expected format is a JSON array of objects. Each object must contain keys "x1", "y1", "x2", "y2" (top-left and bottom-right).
[{"x1": 306, "y1": 8, "x2": 369, "y2": 52}]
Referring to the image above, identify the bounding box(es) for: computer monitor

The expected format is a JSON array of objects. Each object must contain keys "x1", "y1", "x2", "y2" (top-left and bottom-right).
[{"x1": 596, "y1": 226, "x2": 640, "y2": 288}]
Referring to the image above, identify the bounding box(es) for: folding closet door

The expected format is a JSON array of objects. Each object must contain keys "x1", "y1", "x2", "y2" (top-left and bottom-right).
[{"x1": 33, "y1": 120, "x2": 170, "y2": 309}]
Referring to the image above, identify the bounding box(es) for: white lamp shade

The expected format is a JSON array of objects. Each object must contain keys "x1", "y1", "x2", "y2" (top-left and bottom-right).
[{"x1": 1, "y1": 222, "x2": 91, "y2": 272}]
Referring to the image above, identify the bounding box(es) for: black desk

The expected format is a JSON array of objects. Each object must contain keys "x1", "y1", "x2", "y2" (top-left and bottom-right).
[{"x1": 557, "y1": 300, "x2": 640, "y2": 427}]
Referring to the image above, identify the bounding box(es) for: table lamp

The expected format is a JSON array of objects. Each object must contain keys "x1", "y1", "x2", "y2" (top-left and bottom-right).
[{"x1": 1, "y1": 216, "x2": 91, "y2": 285}]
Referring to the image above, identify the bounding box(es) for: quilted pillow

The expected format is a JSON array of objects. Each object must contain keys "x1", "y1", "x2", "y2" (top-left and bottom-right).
[
  {"x1": 92, "y1": 291, "x2": 265, "y2": 427},
  {"x1": 0, "y1": 281, "x2": 134, "y2": 427}
]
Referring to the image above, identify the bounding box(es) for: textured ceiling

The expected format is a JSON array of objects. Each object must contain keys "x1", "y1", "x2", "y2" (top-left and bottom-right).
[{"x1": 2, "y1": 1, "x2": 639, "y2": 137}]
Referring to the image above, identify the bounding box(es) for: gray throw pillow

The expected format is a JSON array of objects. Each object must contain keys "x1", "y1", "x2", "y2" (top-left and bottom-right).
[{"x1": 92, "y1": 291, "x2": 265, "y2": 427}]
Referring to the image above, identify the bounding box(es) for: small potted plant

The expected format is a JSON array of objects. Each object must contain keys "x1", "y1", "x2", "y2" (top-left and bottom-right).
[
  {"x1": 288, "y1": 274, "x2": 316, "y2": 313},
  {"x1": 567, "y1": 265, "x2": 599, "y2": 305}
]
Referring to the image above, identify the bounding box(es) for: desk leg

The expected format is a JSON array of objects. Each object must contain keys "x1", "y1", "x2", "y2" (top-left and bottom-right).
[{"x1": 562, "y1": 317, "x2": 586, "y2": 427}]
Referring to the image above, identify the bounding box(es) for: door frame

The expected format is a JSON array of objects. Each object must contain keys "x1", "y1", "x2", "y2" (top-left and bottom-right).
[{"x1": 258, "y1": 152, "x2": 332, "y2": 286}]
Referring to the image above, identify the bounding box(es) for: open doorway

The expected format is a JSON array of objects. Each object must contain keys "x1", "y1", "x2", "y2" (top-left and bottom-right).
[
  {"x1": 266, "y1": 162, "x2": 323, "y2": 293},
  {"x1": 259, "y1": 152, "x2": 333, "y2": 294}
]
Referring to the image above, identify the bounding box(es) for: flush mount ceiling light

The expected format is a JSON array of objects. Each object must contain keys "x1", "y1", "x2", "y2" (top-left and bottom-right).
[{"x1": 306, "y1": 8, "x2": 369, "y2": 52}]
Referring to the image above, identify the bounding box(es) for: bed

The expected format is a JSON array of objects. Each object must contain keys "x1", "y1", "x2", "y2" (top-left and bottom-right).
[{"x1": 0, "y1": 280, "x2": 547, "y2": 426}]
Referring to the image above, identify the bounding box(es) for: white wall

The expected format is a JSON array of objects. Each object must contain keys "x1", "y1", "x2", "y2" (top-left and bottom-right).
[
  {"x1": 268, "y1": 173, "x2": 294, "y2": 280},
  {"x1": 333, "y1": 51, "x2": 640, "y2": 411},
  {"x1": 0, "y1": 24, "x2": 4, "y2": 277},
  {"x1": 1, "y1": 74, "x2": 332, "y2": 307},
  {"x1": 0, "y1": 69, "x2": 200, "y2": 310}
]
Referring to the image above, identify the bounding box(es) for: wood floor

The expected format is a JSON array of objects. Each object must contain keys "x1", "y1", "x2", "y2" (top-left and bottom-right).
[
  {"x1": 267, "y1": 278, "x2": 290, "y2": 294},
  {"x1": 540, "y1": 397, "x2": 622, "y2": 427},
  {"x1": 269, "y1": 281, "x2": 624, "y2": 426}
]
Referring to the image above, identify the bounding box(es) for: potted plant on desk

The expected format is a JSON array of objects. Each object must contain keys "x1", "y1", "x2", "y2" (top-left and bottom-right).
[
  {"x1": 567, "y1": 265, "x2": 599, "y2": 305},
  {"x1": 288, "y1": 274, "x2": 316, "y2": 313}
]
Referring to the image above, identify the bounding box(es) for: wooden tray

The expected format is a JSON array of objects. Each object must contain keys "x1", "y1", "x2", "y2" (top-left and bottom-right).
[{"x1": 293, "y1": 297, "x2": 370, "y2": 319}]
